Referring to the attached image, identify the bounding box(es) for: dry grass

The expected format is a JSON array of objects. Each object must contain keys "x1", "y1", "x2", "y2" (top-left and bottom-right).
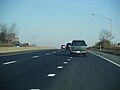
[{"x1": 0, "y1": 46, "x2": 54, "y2": 53}]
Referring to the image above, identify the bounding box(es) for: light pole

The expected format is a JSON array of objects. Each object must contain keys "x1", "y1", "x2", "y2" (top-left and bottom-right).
[{"x1": 92, "y1": 13, "x2": 112, "y2": 33}]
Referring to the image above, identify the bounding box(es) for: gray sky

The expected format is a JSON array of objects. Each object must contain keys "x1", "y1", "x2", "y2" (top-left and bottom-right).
[{"x1": 0, "y1": 0, "x2": 120, "y2": 48}]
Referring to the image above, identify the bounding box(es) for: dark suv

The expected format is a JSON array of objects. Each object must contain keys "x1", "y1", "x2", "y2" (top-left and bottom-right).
[
  {"x1": 70, "y1": 40, "x2": 87, "y2": 56},
  {"x1": 66, "y1": 43, "x2": 71, "y2": 50}
]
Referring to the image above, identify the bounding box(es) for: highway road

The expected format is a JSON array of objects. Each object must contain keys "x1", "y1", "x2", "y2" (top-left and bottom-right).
[{"x1": 0, "y1": 49, "x2": 120, "y2": 90}]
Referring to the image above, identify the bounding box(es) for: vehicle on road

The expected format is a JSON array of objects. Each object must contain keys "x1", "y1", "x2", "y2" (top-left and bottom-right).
[
  {"x1": 66, "y1": 43, "x2": 71, "y2": 50},
  {"x1": 61, "y1": 45, "x2": 66, "y2": 50},
  {"x1": 70, "y1": 40, "x2": 87, "y2": 56},
  {"x1": 14, "y1": 43, "x2": 20, "y2": 47}
]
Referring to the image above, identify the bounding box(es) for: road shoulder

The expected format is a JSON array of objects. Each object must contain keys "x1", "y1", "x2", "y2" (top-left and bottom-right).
[{"x1": 89, "y1": 50, "x2": 120, "y2": 67}]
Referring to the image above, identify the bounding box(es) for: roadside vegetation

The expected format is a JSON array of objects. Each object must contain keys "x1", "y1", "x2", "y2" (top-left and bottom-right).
[
  {"x1": 92, "y1": 29, "x2": 120, "y2": 55},
  {"x1": 0, "y1": 23, "x2": 31, "y2": 47},
  {"x1": 0, "y1": 23, "x2": 20, "y2": 47}
]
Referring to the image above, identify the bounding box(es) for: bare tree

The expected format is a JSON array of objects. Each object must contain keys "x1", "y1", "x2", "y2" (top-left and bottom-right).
[
  {"x1": 8, "y1": 23, "x2": 18, "y2": 35},
  {"x1": 0, "y1": 23, "x2": 19, "y2": 44},
  {"x1": 99, "y1": 29, "x2": 114, "y2": 41},
  {"x1": 7, "y1": 23, "x2": 18, "y2": 43},
  {"x1": 99, "y1": 29, "x2": 114, "y2": 47},
  {"x1": 0, "y1": 24, "x2": 8, "y2": 43}
]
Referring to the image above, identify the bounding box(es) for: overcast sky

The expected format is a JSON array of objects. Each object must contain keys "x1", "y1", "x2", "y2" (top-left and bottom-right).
[{"x1": 0, "y1": 0, "x2": 120, "y2": 48}]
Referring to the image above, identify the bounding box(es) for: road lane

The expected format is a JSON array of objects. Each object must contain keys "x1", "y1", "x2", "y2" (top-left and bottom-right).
[
  {"x1": 0, "y1": 49, "x2": 58, "y2": 66},
  {"x1": 0, "y1": 50, "x2": 120, "y2": 90},
  {"x1": 0, "y1": 49, "x2": 68, "y2": 90},
  {"x1": 47, "y1": 52, "x2": 120, "y2": 90}
]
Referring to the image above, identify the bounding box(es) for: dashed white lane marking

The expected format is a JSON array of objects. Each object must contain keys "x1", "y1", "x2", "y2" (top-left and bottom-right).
[
  {"x1": 32, "y1": 56, "x2": 39, "y2": 58},
  {"x1": 53, "y1": 51, "x2": 56, "y2": 53},
  {"x1": 69, "y1": 57, "x2": 72, "y2": 59},
  {"x1": 57, "y1": 66, "x2": 63, "y2": 69},
  {"x1": 30, "y1": 89, "x2": 40, "y2": 90},
  {"x1": 58, "y1": 50, "x2": 60, "y2": 52},
  {"x1": 90, "y1": 52, "x2": 120, "y2": 67},
  {"x1": 47, "y1": 74, "x2": 56, "y2": 77},
  {"x1": 3, "y1": 61, "x2": 16, "y2": 65},
  {"x1": 67, "y1": 59, "x2": 71, "y2": 61},
  {"x1": 63, "y1": 62, "x2": 68, "y2": 64},
  {"x1": 46, "y1": 53, "x2": 50, "y2": 55}
]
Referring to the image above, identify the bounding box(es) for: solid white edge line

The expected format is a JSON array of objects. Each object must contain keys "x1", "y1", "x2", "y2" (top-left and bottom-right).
[
  {"x1": 90, "y1": 51, "x2": 120, "y2": 67},
  {"x1": 3, "y1": 61, "x2": 16, "y2": 65}
]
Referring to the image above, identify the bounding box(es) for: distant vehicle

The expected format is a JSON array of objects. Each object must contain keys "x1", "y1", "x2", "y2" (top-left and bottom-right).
[
  {"x1": 66, "y1": 43, "x2": 71, "y2": 50},
  {"x1": 61, "y1": 45, "x2": 66, "y2": 50},
  {"x1": 70, "y1": 40, "x2": 87, "y2": 56},
  {"x1": 118, "y1": 43, "x2": 120, "y2": 47},
  {"x1": 14, "y1": 43, "x2": 20, "y2": 47}
]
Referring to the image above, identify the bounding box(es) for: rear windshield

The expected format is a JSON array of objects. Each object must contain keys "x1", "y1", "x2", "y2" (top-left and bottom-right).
[
  {"x1": 72, "y1": 41, "x2": 86, "y2": 46},
  {"x1": 67, "y1": 43, "x2": 71, "y2": 46}
]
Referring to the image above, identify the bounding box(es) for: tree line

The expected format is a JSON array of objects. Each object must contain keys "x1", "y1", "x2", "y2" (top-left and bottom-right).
[{"x1": 0, "y1": 23, "x2": 19, "y2": 46}]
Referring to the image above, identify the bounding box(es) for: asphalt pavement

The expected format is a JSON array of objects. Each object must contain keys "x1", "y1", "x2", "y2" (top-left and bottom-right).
[{"x1": 0, "y1": 49, "x2": 120, "y2": 90}]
